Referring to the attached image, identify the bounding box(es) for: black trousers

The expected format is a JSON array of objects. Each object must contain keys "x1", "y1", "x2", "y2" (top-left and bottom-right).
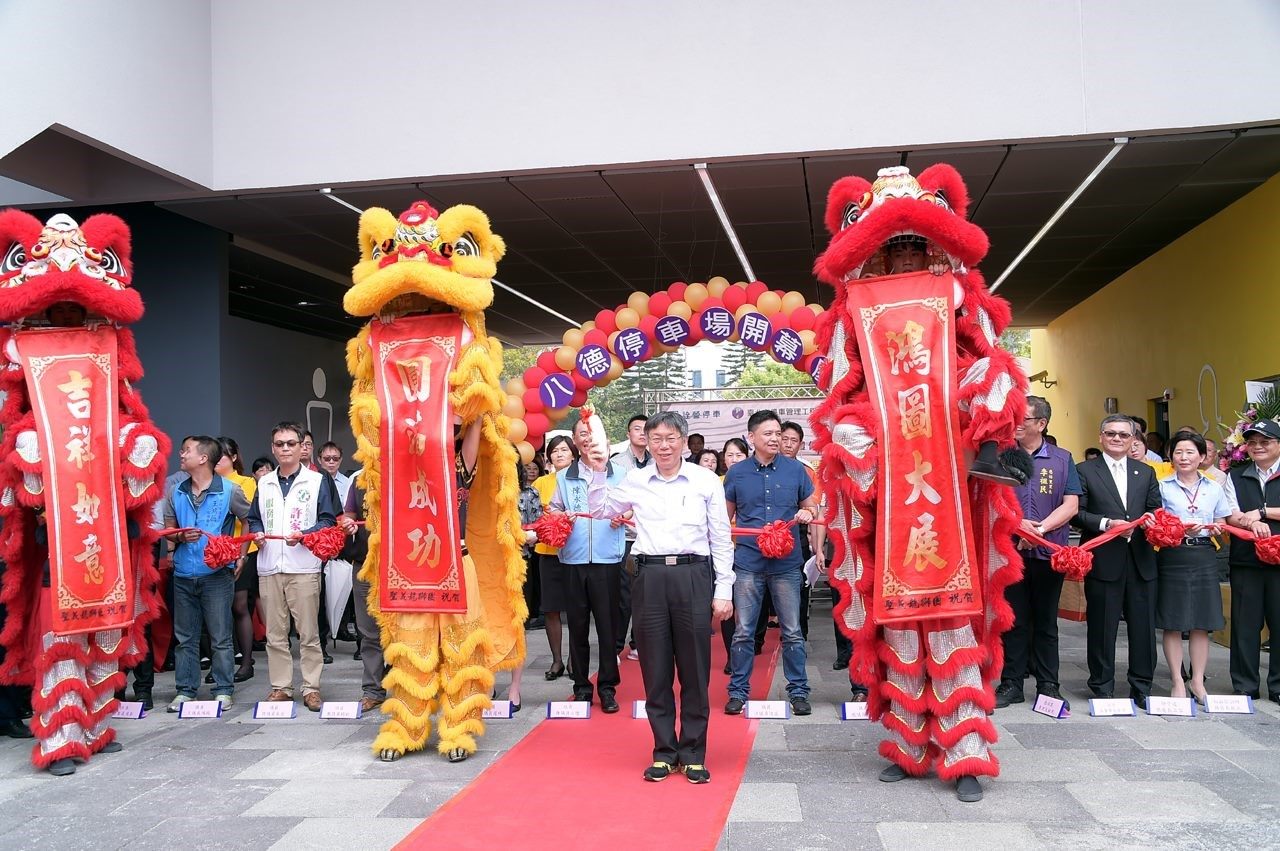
[
  {"x1": 615, "y1": 540, "x2": 635, "y2": 652},
  {"x1": 1229, "y1": 563, "x2": 1280, "y2": 697},
  {"x1": 830, "y1": 583, "x2": 853, "y2": 665},
  {"x1": 634, "y1": 557, "x2": 713, "y2": 765},
  {"x1": 522, "y1": 551, "x2": 541, "y2": 621},
  {"x1": 566, "y1": 561, "x2": 622, "y2": 699},
  {"x1": 1084, "y1": 558, "x2": 1156, "y2": 698},
  {"x1": 1002, "y1": 556, "x2": 1065, "y2": 689}
]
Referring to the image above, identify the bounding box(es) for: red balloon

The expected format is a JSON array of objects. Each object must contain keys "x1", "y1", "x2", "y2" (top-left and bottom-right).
[
  {"x1": 524, "y1": 412, "x2": 550, "y2": 440},
  {"x1": 638, "y1": 314, "x2": 659, "y2": 341},
  {"x1": 583, "y1": 329, "x2": 609, "y2": 349},
  {"x1": 700, "y1": 296, "x2": 723, "y2": 311},
  {"x1": 798, "y1": 353, "x2": 820, "y2": 374},
  {"x1": 789, "y1": 306, "x2": 816, "y2": 331},
  {"x1": 523, "y1": 388, "x2": 545, "y2": 414},
  {"x1": 647, "y1": 292, "x2": 672, "y2": 317},
  {"x1": 685, "y1": 320, "x2": 705, "y2": 345},
  {"x1": 722, "y1": 286, "x2": 747, "y2": 313},
  {"x1": 523, "y1": 366, "x2": 547, "y2": 389},
  {"x1": 537, "y1": 350, "x2": 558, "y2": 374},
  {"x1": 570, "y1": 388, "x2": 589, "y2": 407},
  {"x1": 595, "y1": 309, "x2": 618, "y2": 334},
  {"x1": 746, "y1": 281, "x2": 769, "y2": 304},
  {"x1": 772, "y1": 289, "x2": 786, "y2": 299},
  {"x1": 571, "y1": 369, "x2": 594, "y2": 391},
  {"x1": 667, "y1": 281, "x2": 688, "y2": 302}
]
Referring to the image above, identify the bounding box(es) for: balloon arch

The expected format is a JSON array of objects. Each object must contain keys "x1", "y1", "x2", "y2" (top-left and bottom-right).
[{"x1": 501, "y1": 276, "x2": 830, "y2": 463}]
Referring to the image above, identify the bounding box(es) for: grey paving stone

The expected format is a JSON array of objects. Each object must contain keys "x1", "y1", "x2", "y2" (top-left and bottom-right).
[
  {"x1": 0, "y1": 775, "x2": 161, "y2": 819},
  {"x1": 112, "y1": 778, "x2": 285, "y2": 817},
  {"x1": 1002, "y1": 721, "x2": 1140, "y2": 750},
  {"x1": 1198, "y1": 776, "x2": 1280, "y2": 821},
  {"x1": 878, "y1": 821, "x2": 1039, "y2": 850},
  {"x1": 1095, "y1": 747, "x2": 1257, "y2": 784},
  {"x1": 1119, "y1": 717, "x2": 1265, "y2": 751},
  {"x1": 782, "y1": 723, "x2": 860, "y2": 751},
  {"x1": 721, "y1": 819, "x2": 882, "y2": 850},
  {"x1": 357, "y1": 746, "x2": 500, "y2": 781},
  {"x1": 1066, "y1": 780, "x2": 1252, "y2": 824},
  {"x1": 136, "y1": 816, "x2": 301, "y2": 850},
  {"x1": 224, "y1": 721, "x2": 371, "y2": 751},
  {"x1": 0, "y1": 776, "x2": 45, "y2": 804},
  {"x1": 235, "y1": 747, "x2": 376, "y2": 781},
  {"x1": 1029, "y1": 820, "x2": 1219, "y2": 850},
  {"x1": 377, "y1": 780, "x2": 470, "y2": 818},
  {"x1": 745, "y1": 749, "x2": 863, "y2": 783},
  {"x1": 0, "y1": 815, "x2": 154, "y2": 851},
  {"x1": 798, "y1": 780, "x2": 950, "y2": 823},
  {"x1": 1221, "y1": 749, "x2": 1280, "y2": 784},
  {"x1": 752, "y1": 722, "x2": 788, "y2": 751},
  {"x1": 138, "y1": 719, "x2": 265, "y2": 750},
  {"x1": 268, "y1": 817, "x2": 422, "y2": 850},
  {"x1": 994, "y1": 747, "x2": 1122, "y2": 782},
  {"x1": 243, "y1": 778, "x2": 411, "y2": 818},
  {"x1": 728, "y1": 782, "x2": 802, "y2": 822},
  {"x1": 1173, "y1": 819, "x2": 1280, "y2": 848},
  {"x1": 935, "y1": 778, "x2": 1095, "y2": 823}
]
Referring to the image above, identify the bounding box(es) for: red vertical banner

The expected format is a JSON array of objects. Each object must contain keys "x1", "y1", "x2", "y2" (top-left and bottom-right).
[
  {"x1": 369, "y1": 313, "x2": 467, "y2": 614},
  {"x1": 846, "y1": 272, "x2": 980, "y2": 625},
  {"x1": 15, "y1": 327, "x2": 132, "y2": 635}
]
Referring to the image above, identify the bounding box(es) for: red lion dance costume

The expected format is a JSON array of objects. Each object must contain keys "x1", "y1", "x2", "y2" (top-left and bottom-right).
[
  {"x1": 0, "y1": 211, "x2": 168, "y2": 776},
  {"x1": 811, "y1": 166, "x2": 1027, "y2": 801}
]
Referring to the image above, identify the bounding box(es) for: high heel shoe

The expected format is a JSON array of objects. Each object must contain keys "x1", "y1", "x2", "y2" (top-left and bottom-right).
[
  {"x1": 234, "y1": 667, "x2": 254, "y2": 683},
  {"x1": 544, "y1": 661, "x2": 565, "y2": 681}
]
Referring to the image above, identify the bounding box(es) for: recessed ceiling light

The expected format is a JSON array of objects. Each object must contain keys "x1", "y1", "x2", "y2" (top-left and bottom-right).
[{"x1": 296, "y1": 300, "x2": 317, "y2": 307}]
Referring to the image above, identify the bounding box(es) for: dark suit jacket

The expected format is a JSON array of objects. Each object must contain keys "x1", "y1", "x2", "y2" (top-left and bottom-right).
[{"x1": 1073, "y1": 456, "x2": 1162, "y2": 583}]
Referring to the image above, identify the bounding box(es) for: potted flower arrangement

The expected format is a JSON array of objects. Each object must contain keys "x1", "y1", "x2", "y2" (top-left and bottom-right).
[{"x1": 1221, "y1": 386, "x2": 1280, "y2": 466}]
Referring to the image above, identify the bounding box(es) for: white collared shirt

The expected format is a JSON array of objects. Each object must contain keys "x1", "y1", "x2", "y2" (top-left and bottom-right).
[
  {"x1": 1222, "y1": 458, "x2": 1280, "y2": 514},
  {"x1": 587, "y1": 460, "x2": 735, "y2": 600}
]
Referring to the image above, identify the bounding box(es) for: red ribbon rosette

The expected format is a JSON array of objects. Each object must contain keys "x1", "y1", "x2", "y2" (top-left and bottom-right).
[
  {"x1": 1145, "y1": 508, "x2": 1189, "y2": 549},
  {"x1": 202, "y1": 534, "x2": 246, "y2": 569},
  {"x1": 1049, "y1": 546, "x2": 1093, "y2": 581},
  {"x1": 303, "y1": 525, "x2": 348, "y2": 561},
  {"x1": 525, "y1": 513, "x2": 574, "y2": 549},
  {"x1": 756, "y1": 520, "x2": 796, "y2": 560},
  {"x1": 1256, "y1": 536, "x2": 1280, "y2": 566}
]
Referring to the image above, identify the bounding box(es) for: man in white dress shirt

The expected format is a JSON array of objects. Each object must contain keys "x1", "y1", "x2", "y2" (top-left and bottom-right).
[{"x1": 586, "y1": 412, "x2": 734, "y2": 785}]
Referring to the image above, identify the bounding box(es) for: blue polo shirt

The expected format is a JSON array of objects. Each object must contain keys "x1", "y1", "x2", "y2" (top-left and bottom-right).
[{"x1": 724, "y1": 453, "x2": 814, "y2": 575}]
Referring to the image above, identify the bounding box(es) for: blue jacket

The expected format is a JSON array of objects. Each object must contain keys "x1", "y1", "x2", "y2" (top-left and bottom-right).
[
  {"x1": 553, "y1": 460, "x2": 627, "y2": 565},
  {"x1": 172, "y1": 476, "x2": 239, "y2": 578}
]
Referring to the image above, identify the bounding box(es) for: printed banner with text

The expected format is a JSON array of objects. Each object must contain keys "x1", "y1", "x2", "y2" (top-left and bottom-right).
[{"x1": 660, "y1": 397, "x2": 822, "y2": 460}]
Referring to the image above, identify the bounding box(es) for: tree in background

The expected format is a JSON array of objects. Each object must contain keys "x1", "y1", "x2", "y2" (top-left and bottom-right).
[
  {"x1": 998, "y1": 329, "x2": 1031, "y2": 359},
  {"x1": 719, "y1": 341, "x2": 763, "y2": 387},
  {"x1": 724, "y1": 360, "x2": 813, "y2": 400}
]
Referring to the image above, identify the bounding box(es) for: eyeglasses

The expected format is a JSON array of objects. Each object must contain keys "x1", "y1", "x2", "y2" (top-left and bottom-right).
[
  {"x1": 273, "y1": 440, "x2": 299, "y2": 448},
  {"x1": 1246, "y1": 439, "x2": 1277, "y2": 448},
  {"x1": 1023, "y1": 417, "x2": 1045, "y2": 422},
  {"x1": 319, "y1": 455, "x2": 341, "y2": 462},
  {"x1": 1102, "y1": 431, "x2": 1133, "y2": 439},
  {"x1": 647, "y1": 435, "x2": 684, "y2": 446}
]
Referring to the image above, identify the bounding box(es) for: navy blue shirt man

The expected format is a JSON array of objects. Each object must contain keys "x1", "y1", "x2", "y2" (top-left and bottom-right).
[
  {"x1": 996, "y1": 397, "x2": 1082, "y2": 710},
  {"x1": 723, "y1": 410, "x2": 818, "y2": 716}
]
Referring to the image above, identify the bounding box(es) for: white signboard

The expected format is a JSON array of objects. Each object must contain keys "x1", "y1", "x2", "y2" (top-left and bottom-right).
[
  {"x1": 1088, "y1": 698, "x2": 1136, "y2": 717},
  {"x1": 178, "y1": 700, "x2": 222, "y2": 719},
  {"x1": 1204, "y1": 694, "x2": 1254, "y2": 714},
  {"x1": 320, "y1": 701, "x2": 363, "y2": 720},
  {"x1": 841, "y1": 701, "x2": 869, "y2": 721},
  {"x1": 1146, "y1": 696, "x2": 1196, "y2": 717},
  {"x1": 482, "y1": 701, "x2": 513, "y2": 719},
  {"x1": 744, "y1": 700, "x2": 791, "y2": 719},
  {"x1": 546, "y1": 701, "x2": 591, "y2": 719}
]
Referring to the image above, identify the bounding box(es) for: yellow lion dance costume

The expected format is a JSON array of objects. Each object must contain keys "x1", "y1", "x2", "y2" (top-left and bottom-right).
[{"x1": 345, "y1": 200, "x2": 525, "y2": 763}]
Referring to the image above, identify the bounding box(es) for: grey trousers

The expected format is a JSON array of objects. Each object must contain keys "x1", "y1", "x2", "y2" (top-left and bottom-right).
[{"x1": 353, "y1": 578, "x2": 386, "y2": 700}]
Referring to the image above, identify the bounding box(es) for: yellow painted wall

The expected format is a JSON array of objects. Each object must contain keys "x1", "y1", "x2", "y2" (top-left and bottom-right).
[{"x1": 1031, "y1": 173, "x2": 1280, "y2": 457}]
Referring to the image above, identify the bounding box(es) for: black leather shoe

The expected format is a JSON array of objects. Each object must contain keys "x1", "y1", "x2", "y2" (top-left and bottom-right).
[
  {"x1": 1130, "y1": 692, "x2": 1149, "y2": 711},
  {"x1": 135, "y1": 691, "x2": 154, "y2": 711},
  {"x1": 790, "y1": 697, "x2": 812, "y2": 716},
  {"x1": 724, "y1": 697, "x2": 745, "y2": 715},
  {"x1": 601, "y1": 694, "x2": 620, "y2": 714},
  {"x1": 1, "y1": 721, "x2": 33, "y2": 739},
  {"x1": 956, "y1": 775, "x2": 983, "y2": 802},
  {"x1": 850, "y1": 688, "x2": 869, "y2": 703},
  {"x1": 353, "y1": 650, "x2": 362, "y2": 661},
  {"x1": 1234, "y1": 689, "x2": 1261, "y2": 700},
  {"x1": 199, "y1": 656, "x2": 211, "y2": 670},
  {"x1": 1036, "y1": 685, "x2": 1070, "y2": 711},
  {"x1": 833, "y1": 658, "x2": 850, "y2": 671},
  {"x1": 574, "y1": 692, "x2": 593, "y2": 703},
  {"x1": 994, "y1": 681, "x2": 1024, "y2": 708},
  {"x1": 204, "y1": 672, "x2": 215, "y2": 684},
  {"x1": 323, "y1": 651, "x2": 334, "y2": 665}
]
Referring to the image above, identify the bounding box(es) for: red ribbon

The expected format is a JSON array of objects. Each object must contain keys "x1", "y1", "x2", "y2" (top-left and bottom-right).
[
  {"x1": 161, "y1": 524, "x2": 360, "y2": 568},
  {"x1": 730, "y1": 518, "x2": 826, "y2": 560}
]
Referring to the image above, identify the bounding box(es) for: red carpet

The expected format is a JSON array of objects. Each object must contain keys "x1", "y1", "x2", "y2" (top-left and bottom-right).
[{"x1": 397, "y1": 632, "x2": 781, "y2": 851}]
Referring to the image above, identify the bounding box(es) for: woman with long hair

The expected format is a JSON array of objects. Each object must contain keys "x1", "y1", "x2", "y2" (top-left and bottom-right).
[{"x1": 534, "y1": 434, "x2": 578, "y2": 680}]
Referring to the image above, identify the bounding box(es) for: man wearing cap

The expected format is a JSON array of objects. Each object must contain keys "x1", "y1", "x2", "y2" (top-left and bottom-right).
[{"x1": 1223, "y1": 418, "x2": 1280, "y2": 703}]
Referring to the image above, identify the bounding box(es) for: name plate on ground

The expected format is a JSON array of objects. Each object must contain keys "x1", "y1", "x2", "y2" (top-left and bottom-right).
[
  {"x1": 1088, "y1": 698, "x2": 1136, "y2": 717},
  {"x1": 547, "y1": 701, "x2": 591, "y2": 719},
  {"x1": 1033, "y1": 693, "x2": 1069, "y2": 719},
  {"x1": 841, "y1": 701, "x2": 869, "y2": 721},
  {"x1": 1146, "y1": 696, "x2": 1196, "y2": 717},
  {"x1": 632, "y1": 700, "x2": 648, "y2": 719},
  {"x1": 178, "y1": 700, "x2": 222, "y2": 719},
  {"x1": 744, "y1": 700, "x2": 791, "y2": 720},
  {"x1": 113, "y1": 701, "x2": 145, "y2": 719},
  {"x1": 1204, "y1": 694, "x2": 1254, "y2": 714},
  {"x1": 320, "y1": 701, "x2": 363, "y2": 720},
  {"x1": 482, "y1": 701, "x2": 513, "y2": 719},
  {"x1": 253, "y1": 701, "x2": 297, "y2": 720}
]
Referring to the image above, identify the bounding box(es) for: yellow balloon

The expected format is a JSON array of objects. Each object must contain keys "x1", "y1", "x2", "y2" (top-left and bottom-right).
[
  {"x1": 581, "y1": 320, "x2": 596, "y2": 332},
  {"x1": 547, "y1": 406, "x2": 569, "y2": 422},
  {"x1": 707, "y1": 276, "x2": 729, "y2": 297},
  {"x1": 608, "y1": 330, "x2": 621, "y2": 349},
  {"x1": 684, "y1": 283, "x2": 708, "y2": 310},
  {"x1": 515, "y1": 441, "x2": 535, "y2": 465},
  {"x1": 799, "y1": 329, "x2": 817, "y2": 355},
  {"x1": 781, "y1": 291, "x2": 807, "y2": 314},
  {"x1": 615, "y1": 307, "x2": 641, "y2": 329},
  {"x1": 807, "y1": 303, "x2": 825, "y2": 315},
  {"x1": 502, "y1": 394, "x2": 525, "y2": 419},
  {"x1": 734, "y1": 303, "x2": 758, "y2": 321},
  {"x1": 606, "y1": 356, "x2": 625, "y2": 380},
  {"x1": 627, "y1": 291, "x2": 650, "y2": 314},
  {"x1": 554, "y1": 346, "x2": 578, "y2": 371},
  {"x1": 505, "y1": 378, "x2": 525, "y2": 397},
  {"x1": 507, "y1": 418, "x2": 528, "y2": 444},
  {"x1": 562, "y1": 328, "x2": 585, "y2": 349},
  {"x1": 756, "y1": 291, "x2": 783, "y2": 316},
  {"x1": 667, "y1": 301, "x2": 692, "y2": 320}
]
